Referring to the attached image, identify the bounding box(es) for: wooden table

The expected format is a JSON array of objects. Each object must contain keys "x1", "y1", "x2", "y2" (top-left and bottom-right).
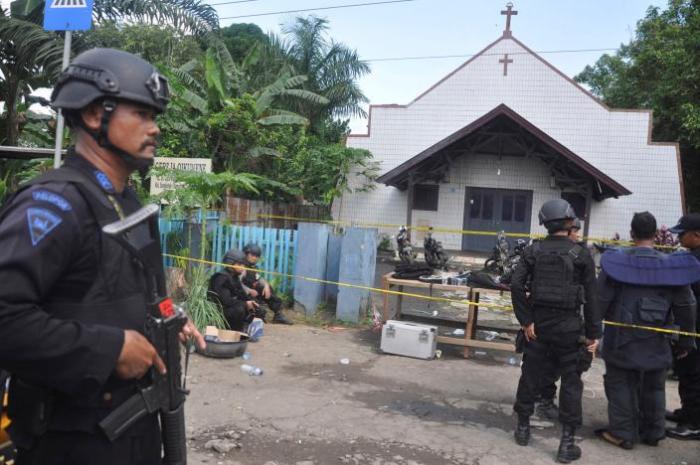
[{"x1": 381, "y1": 272, "x2": 516, "y2": 358}]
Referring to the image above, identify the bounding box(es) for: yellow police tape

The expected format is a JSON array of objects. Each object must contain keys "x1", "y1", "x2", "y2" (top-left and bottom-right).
[
  {"x1": 163, "y1": 253, "x2": 700, "y2": 339},
  {"x1": 164, "y1": 254, "x2": 499, "y2": 309},
  {"x1": 255, "y1": 214, "x2": 678, "y2": 249},
  {"x1": 601, "y1": 321, "x2": 700, "y2": 338}
]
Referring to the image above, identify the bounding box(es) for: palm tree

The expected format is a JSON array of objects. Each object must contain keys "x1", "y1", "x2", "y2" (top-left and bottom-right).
[
  {"x1": 0, "y1": 0, "x2": 218, "y2": 146},
  {"x1": 0, "y1": 9, "x2": 63, "y2": 145},
  {"x1": 280, "y1": 16, "x2": 370, "y2": 125}
]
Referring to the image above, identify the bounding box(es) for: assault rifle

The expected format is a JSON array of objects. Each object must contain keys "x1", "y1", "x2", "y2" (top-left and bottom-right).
[{"x1": 98, "y1": 204, "x2": 188, "y2": 465}]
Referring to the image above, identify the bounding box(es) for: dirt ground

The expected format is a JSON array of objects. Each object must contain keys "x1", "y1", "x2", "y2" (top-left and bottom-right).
[{"x1": 185, "y1": 322, "x2": 696, "y2": 465}]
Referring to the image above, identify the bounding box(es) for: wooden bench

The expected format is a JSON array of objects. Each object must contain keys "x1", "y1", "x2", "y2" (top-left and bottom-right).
[{"x1": 381, "y1": 272, "x2": 517, "y2": 358}]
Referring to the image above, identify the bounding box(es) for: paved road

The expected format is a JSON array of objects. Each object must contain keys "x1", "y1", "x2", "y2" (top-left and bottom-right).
[{"x1": 186, "y1": 324, "x2": 695, "y2": 465}]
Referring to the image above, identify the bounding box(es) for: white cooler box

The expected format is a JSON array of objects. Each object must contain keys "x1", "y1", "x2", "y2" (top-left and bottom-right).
[{"x1": 380, "y1": 320, "x2": 437, "y2": 360}]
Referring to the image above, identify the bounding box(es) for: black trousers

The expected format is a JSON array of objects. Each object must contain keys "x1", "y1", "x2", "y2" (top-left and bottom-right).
[
  {"x1": 603, "y1": 363, "x2": 666, "y2": 443},
  {"x1": 252, "y1": 282, "x2": 282, "y2": 313},
  {"x1": 223, "y1": 301, "x2": 252, "y2": 331},
  {"x1": 514, "y1": 331, "x2": 583, "y2": 427},
  {"x1": 14, "y1": 414, "x2": 161, "y2": 465},
  {"x1": 675, "y1": 349, "x2": 700, "y2": 426},
  {"x1": 536, "y1": 354, "x2": 559, "y2": 402}
]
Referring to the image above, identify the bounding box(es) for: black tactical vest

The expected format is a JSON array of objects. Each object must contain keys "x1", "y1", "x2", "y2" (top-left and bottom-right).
[
  {"x1": 530, "y1": 241, "x2": 583, "y2": 310},
  {"x1": 2, "y1": 166, "x2": 151, "y2": 433}
]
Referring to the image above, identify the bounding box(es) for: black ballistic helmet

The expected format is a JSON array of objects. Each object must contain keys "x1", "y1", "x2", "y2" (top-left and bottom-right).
[
  {"x1": 223, "y1": 249, "x2": 247, "y2": 266},
  {"x1": 50, "y1": 48, "x2": 170, "y2": 170},
  {"x1": 51, "y1": 48, "x2": 170, "y2": 113},
  {"x1": 243, "y1": 243, "x2": 262, "y2": 257},
  {"x1": 539, "y1": 199, "x2": 577, "y2": 233},
  {"x1": 538, "y1": 199, "x2": 577, "y2": 225}
]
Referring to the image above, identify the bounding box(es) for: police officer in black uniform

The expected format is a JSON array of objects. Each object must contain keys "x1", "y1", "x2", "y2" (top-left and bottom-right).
[
  {"x1": 242, "y1": 243, "x2": 293, "y2": 324},
  {"x1": 594, "y1": 212, "x2": 698, "y2": 450},
  {"x1": 0, "y1": 48, "x2": 204, "y2": 465},
  {"x1": 209, "y1": 249, "x2": 262, "y2": 331},
  {"x1": 533, "y1": 217, "x2": 586, "y2": 421},
  {"x1": 511, "y1": 199, "x2": 600, "y2": 463},
  {"x1": 667, "y1": 213, "x2": 700, "y2": 440}
]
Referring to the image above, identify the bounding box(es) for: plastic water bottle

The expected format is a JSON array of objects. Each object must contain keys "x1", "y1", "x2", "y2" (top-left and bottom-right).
[
  {"x1": 507, "y1": 356, "x2": 520, "y2": 366},
  {"x1": 247, "y1": 318, "x2": 264, "y2": 342},
  {"x1": 242, "y1": 352, "x2": 252, "y2": 361},
  {"x1": 240, "y1": 364, "x2": 263, "y2": 376}
]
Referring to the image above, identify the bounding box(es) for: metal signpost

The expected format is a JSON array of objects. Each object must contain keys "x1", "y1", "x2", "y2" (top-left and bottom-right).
[{"x1": 44, "y1": 0, "x2": 95, "y2": 168}]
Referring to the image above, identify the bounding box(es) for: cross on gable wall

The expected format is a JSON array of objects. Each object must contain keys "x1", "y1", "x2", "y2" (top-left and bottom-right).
[{"x1": 499, "y1": 53, "x2": 513, "y2": 76}]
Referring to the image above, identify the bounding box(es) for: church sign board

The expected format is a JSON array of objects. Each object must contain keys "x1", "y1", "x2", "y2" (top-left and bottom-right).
[{"x1": 150, "y1": 157, "x2": 212, "y2": 197}]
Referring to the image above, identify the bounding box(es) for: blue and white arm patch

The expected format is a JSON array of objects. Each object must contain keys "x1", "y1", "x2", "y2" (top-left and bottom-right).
[
  {"x1": 26, "y1": 207, "x2": 63, "y2": 247},
  {"x1": 94, "y1": 171, "x2": 115, "y2": 193},
  {"x1": 32, "y1": 190, "x2": 72, "y2": 212}
]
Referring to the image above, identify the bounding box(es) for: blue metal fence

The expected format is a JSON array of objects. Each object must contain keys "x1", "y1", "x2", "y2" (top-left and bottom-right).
[{"x1": 159, "y1": 217, "x2": 298, "y2": 293}]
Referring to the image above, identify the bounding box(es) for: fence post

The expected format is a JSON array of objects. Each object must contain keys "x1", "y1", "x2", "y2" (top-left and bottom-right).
[
  {"x1": 293, "y1": 223, "x2": 330, "y2": 315},
  {"x1": 336, "y1": 227, "x2": 378, "y2": 323}
]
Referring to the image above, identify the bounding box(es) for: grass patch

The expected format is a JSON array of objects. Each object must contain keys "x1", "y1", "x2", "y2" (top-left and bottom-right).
[{"x1": 291, "y1": 301, "x2": 373, "y2": 329}]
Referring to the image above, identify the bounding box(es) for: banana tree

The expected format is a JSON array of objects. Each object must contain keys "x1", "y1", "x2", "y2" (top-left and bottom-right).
[{"x1": 165, "y1": 39, "x2": 328, "y2": 170}]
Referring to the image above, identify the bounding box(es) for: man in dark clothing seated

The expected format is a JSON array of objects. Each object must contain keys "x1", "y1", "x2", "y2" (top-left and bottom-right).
[
  {"x1": 242, "y1": 243, "x2": 293, "y2": 325},
  {"x1": 209, "y1": 249, "x2": 262, "y2": 331}
]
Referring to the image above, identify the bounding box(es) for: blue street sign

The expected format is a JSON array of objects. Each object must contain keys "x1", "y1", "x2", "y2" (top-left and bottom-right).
[{"x1": 43, "y1": 0, "x2": 95, "y2": 31}]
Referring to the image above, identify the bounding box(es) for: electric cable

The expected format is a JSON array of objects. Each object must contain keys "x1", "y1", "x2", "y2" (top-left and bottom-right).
[{"x1": 219, "y1": 0, "x2": 418, "y2": 20}]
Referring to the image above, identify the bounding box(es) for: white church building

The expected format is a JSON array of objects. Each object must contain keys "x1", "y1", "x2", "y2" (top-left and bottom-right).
[{"x1": 338, "y1": 5, "x2": 685, "y2": 252}]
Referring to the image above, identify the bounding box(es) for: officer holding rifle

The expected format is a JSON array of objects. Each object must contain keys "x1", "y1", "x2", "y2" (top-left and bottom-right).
[{"x1": 0, "y1": 48, "x2": 204, "y2": 465}]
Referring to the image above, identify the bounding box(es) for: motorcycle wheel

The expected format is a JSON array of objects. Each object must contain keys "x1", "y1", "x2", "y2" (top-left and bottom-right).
[{"x1": 484, "y1": 258, "x2": 499, "y2": 273}]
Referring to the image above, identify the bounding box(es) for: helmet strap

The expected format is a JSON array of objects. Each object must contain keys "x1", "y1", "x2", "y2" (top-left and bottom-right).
[{"x1": 83, "y1": 99, "x2": 154, "y2": 172}]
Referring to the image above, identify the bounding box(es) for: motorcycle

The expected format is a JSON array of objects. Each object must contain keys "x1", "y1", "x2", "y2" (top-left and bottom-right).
[
  {"x1": 484, "y1": 231, "x2": 510, "y2": 274},
  {"x1": 423, "y1": 227, "x2": 449, "y2": 270},
  {"x1": 484, "y1": 232, "x2": 529, "y2": 284},
  {"x1": 396, "y1": 225, "x2": 416, "y2": 264}
]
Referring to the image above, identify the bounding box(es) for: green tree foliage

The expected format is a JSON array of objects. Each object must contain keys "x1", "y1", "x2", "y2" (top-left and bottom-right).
[
  {"x1": 279, "y1": 143, "x2": 378, "y2": 207},
  {"x1": 81, "y1": 22, "x2": 204, "y2": 69},
  {"x1": 220, "y1": 23, "x2": 268, "y2": 63},
  {"x1": 0, "y1": 10, "x2": 63, "y2": 145},
  {"x1": 575, "y1": 0, "x2": 700, "y2": 212},
  {"x1": 0, "y1": 0, "x2": 218, "y2": 146},
  {"x1": 159, "y1": 40, "x2": 327, "y2": 174}
]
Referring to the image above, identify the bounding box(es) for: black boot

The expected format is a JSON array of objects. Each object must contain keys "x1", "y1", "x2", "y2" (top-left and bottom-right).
[
  {"x1": 557, "y1": 425, "x2": 582, "y2": 463},
  {"x1": 272, "y1": 311, "x2": 293, "y2": 325},
  {"x1": 514, "y1": 415, "x2": 530, "y2": 446},
  {"x1": 535, "y1": 398, "x2": 559, "y2": 420}
]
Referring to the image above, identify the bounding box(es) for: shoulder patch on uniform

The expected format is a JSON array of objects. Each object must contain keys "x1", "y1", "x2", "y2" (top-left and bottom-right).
[
  {"x1": 94, "y1": 171, "x2": 115, "y2": 193},
  {"x1": 31, "y1": 190, "x2": 72, "y2": 212},
  {"x1": 26, "y1": 207, "x2": 63, "y2": 246}
]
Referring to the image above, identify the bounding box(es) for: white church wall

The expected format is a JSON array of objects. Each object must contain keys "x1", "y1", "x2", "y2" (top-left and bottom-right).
[
  {"x1": 343, "y1": 35, "x2": 684, "y2": 244},
  {"x1": 412, "y1": 154, "x2": 558, "y2": 250}
]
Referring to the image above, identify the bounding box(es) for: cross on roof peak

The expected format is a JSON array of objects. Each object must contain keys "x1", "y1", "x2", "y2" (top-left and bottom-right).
[{"x1": 501, "y1": 2, "x2": 518, "y2": 37}]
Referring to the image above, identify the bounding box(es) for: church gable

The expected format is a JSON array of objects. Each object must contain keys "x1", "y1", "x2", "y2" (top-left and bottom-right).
[{"x1": 343, "y1": 5, "x2": 683, "y2": 243}]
